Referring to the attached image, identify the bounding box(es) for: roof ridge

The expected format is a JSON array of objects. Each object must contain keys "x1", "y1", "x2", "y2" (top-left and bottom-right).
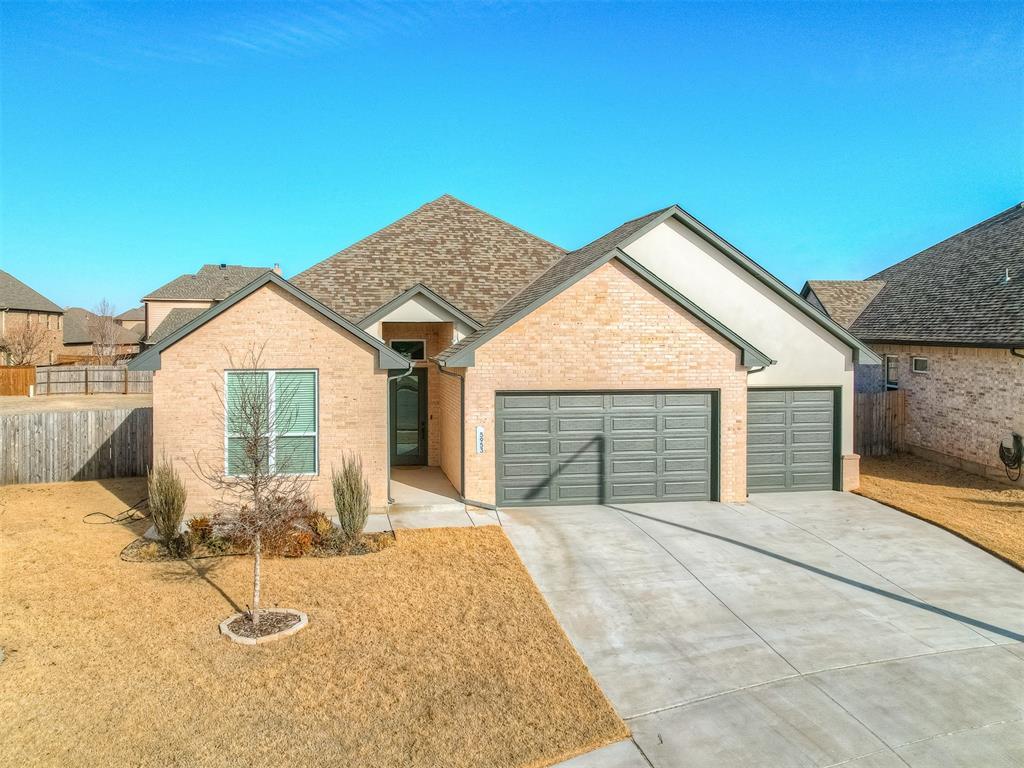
[
  {"x1": 293, "y1": 195, "x2": 564, "y2": 281},
  {"x1": 868, "y1": 202, "x2": 1024, "y2": 280}
]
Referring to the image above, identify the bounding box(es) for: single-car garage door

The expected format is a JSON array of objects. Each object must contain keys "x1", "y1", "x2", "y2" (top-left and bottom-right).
[
  {"x1": 495, "y1": 391, "x2": 715, "y2": 506},
  {"x1": 747, "y1": 389, "x2": 837, "y2": 492}
]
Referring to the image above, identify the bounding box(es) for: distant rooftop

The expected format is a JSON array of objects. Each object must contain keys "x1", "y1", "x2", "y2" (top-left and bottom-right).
[
  {"x1": 0, "y1": 270, "x2": 63, "y2": 313},
  {"x1": 144, "y1": 264, "x2": 274, "y2": 302}
]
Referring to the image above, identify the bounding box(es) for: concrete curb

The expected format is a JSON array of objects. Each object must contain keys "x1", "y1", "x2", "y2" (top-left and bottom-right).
[{"x1": 219, "y1": 609, "x2": 308, "y2": 645}]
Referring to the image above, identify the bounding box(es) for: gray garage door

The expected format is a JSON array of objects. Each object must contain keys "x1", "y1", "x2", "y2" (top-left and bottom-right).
[
  {"x1": 495, "y1": 391, "x2": 714, "y2": 506},
  {"x1": 747, "y1": 389, "x2": 836, "y2": 492}
]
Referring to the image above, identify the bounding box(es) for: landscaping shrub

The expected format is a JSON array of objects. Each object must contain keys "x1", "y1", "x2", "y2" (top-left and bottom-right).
[
  {"x1": 307, "y1": 511, "x2": 335, "y2": 541},
  {"x1": 148, "y1": 459, "x2": 187, "y2": 551},
  {"x1": 333, "y1": 454, "x2": 370, "y2": 541},
  {"x1": 188, "y1": 516, "x2": 212, "y2": 543}
]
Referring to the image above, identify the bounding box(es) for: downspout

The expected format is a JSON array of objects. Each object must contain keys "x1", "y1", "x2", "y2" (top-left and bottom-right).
[
  {"x1": 1011, "y1": 349, "x2": 1024, "y2": 360},
  {"x1": 434, "y1": 359, "x2": 500, "y2": 512},
  {"x1": 747, "y1": 366, "x2": 766, "y2": 376}
]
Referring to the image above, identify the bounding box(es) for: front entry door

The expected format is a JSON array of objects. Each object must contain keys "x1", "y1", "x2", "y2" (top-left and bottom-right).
[{"x1": 390, "y1": 368, "x2": 428, "y2": 466}]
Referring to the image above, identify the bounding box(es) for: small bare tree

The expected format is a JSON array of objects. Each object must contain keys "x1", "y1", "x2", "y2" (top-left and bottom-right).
[
  {"x1": 0, "y1": 318, "x2": 50, "y2": 365},
  {"x1": 89, "y1": 299, "x2": 120, "y2": 364},
  {"x1": 192, "y1": 342, "x2": 312, "y2": 627}
]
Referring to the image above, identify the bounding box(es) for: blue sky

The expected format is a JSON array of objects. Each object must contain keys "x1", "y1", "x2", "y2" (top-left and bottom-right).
[{"x1": 1, "y1": 1, "x2": 1021, "y2": 312}]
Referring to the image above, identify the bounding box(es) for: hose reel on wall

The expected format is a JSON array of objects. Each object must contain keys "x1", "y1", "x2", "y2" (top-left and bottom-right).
[{"x1": 998, "y1": 433, "x2": 1023, "y2": 481}]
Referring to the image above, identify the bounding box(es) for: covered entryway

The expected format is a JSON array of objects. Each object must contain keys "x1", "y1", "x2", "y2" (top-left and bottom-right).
[
  {"x1": 747, "y1": 388, "x2": 838, "y2": 492},
  {"x1": 495, "y1": 391, "x2": 716, "y2": 506}
]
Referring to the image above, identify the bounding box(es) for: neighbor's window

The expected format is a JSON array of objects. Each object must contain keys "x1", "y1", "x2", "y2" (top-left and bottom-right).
[
  {"x1": 225, "y1": 370, "x2": 318, "y2": 476},
  {"x1": 885, "y1": 355, "x2": 899, "y2": 389},
  {"x1": 390, "y1": 339, "x2": 426, "y2": 361},
  {"x1": 912, "y1": 357, "x2": 929, "y2": 374}
]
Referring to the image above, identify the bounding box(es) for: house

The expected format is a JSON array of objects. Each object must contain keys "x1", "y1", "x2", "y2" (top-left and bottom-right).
[
  {"x1": 802, "y1": 203, "x2": 1024, "y2": 485},
  {"x1": 62, "y1": 307, "x2": 143, "y2": 360},
  {"x1": 115, "y1": 306, "x2": 146, "y2": 334},
  {"x1": 141, "y1": 264, "x2": 277, "y2": 345},
  {"x1": 0, "y1": 270, "x2": 65, "y2": 365},
  {"x1": 131, "y1": 194, "x2": 878, "y2": 517}
]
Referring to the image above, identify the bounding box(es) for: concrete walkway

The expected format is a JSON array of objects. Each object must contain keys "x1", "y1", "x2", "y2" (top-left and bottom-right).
[{"x1": 502, "y1": 491, "x2": 1024, "y2": 768}]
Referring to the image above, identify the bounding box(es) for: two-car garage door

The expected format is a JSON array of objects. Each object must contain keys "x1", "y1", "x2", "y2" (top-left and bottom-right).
[
  {"x1": 494, "y1": 388, "x2": 837, "y2": 506},
  {"x1": 495, "y1": 391, "x2": 715, "y2": 506}
]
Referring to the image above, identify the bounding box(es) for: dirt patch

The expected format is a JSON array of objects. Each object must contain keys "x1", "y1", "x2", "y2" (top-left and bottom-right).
[
  {"x1": 0, "y1": 479, "x2": 627, "y2": 767},
  {"x1": 858, "y1": 455, "x2": 1024, "y2": 569}
]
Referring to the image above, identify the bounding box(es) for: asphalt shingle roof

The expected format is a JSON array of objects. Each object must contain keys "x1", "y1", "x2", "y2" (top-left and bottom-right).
[
  {"x1": 116, "y1": 306, "x2": 145, "y2": 321},
  {"x1": 804, "y1": 280, "x2": 886, "y2": 329},
  {"x1": 145, "y1": 308, "x2": 206, "y2": 345},
  {"x1": 63, "y1": 308, "x2": 143, "y2": 345},
  {"x1": 848, "y1": 203, "x2": 1024, "y2": 346},
  {"x1": 144, "y1": 265, "x2": 273, "y2": 301},
  {"x1": 0, "y1": 270, "x2": 63, "y2": 313},
  {"x1": 291, "y1": 195, "x2": 565, "y2": 323},
  {"x1": 436, "y1": 207, "x2": 670, "y2": 362}
]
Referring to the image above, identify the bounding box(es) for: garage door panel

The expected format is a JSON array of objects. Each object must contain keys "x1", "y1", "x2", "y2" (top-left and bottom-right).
[
  {"x1": 557, "y1": 394, "x2": 603, "y2": 409},
  {"x1": 501, "y1": 417, "x2": 550, "y2": 434},
  {"x1": 557, "y1": 416, "x2": 603, "y2": 432},
  {"x1": 612, "y1": 457, "x2": 658, "y2": 474},
  {"x1": 610, "y1": 393, "x2": 658, "y2": 408},
  {"x1": 499, "y1": 394, "x2": 549, "y2": 409},
  {"x1": 664, "y1": 415, "x2": 710, "y2": 430},
  {"x1": 497, "y1": 391, "x2": 714, "y2": 506},
  {"x1": 747, "y1": 389, "x2": 835, "y2": 493},
  {"x1": 611, "y1": 415, "x2": 657, "y2": 432}
]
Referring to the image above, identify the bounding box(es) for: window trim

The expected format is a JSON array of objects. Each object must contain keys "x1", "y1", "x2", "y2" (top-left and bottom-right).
[
  {"x1": 388, "y1": 338, "x2": 427, "y2": 362},
  {"x1": 911, "y1": 356, "x2": 929, "y2": 374},
  {"x1": 884, "y1": 354, "x2": 899, "y2": 389},
  {"x1": 223, "y1": 368, "x2": 319, "y2": 477}
]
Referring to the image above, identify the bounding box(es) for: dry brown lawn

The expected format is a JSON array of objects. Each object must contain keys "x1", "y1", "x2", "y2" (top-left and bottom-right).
[
  {"x1": 859, "y1": 455, "x2": 1024, "y2": 569},
  {"x1": 0, "y1": 480, "x2": 627, "y2": 768}
]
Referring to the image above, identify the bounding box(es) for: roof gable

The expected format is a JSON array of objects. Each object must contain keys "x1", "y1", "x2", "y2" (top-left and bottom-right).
[
  {"x1": 130, "y1": 272, "x2": 410, "y2": 372},
  {"x1": 801, "y1": 280, "x2": 886, "y2": 329},
  {"x1": 357, "y1": 283, "x2": 483, "y2": 331},
  {"x1": 439, "y1": 204, "x2": 878, "y2": 366},
  {"x1": 291, "y1": 195, "x2": 565, "y2": 322},
  {"x1": 0, "y1": 270, "x2": 63, "y2": 313}
]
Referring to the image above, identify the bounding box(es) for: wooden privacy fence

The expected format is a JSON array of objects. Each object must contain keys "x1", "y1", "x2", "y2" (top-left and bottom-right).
[
  {"x1": 0, "y1": 366, "x2": 36, "y2": 396},
  {"x1": 855, "y1": 390, "x2": 907, "y2": 457},
  {"x1": 35, "y1": 365, "x2": 153, "y2": 395},
  {"x1": 0, "y1": 407, "x2": 152, "y2": 484}
]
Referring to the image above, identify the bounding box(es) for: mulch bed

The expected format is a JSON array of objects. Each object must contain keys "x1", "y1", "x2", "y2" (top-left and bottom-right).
[
  {"x1": 121, "y1": 532, "x2": 394, "y2": 562},
  {"x1": 227, "y1": 611, "x2": 301, "y2": 639}
]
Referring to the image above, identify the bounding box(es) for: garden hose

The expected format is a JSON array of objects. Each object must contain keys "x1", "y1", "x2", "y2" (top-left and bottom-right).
[{"x1": 82, "y1": 496, "x2": 149, "y2": 525}]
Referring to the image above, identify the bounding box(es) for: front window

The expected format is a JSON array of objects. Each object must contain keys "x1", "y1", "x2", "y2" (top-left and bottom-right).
[
  {"x1": 225, "y1": 369, "x2": 318, "y2": 475},
  {"x1": 389, "y1": 339, "x2": 426, "y2": 361},
  {"x1": 912, "y1": 357, "x2": 929, "y2": 374},
  {"x1": 885, "y1": 355, "x2": 899, "y2": 389}
]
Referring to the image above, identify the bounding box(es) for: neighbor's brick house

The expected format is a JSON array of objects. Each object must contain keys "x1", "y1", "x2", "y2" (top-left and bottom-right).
[
  {"x1": 0, "y1": 270, "x2": 65, "y2": 365},
  {"x1": 803, "y1": 203, "x2": 1024, "y2": 486},
  {"x1": 133, "y1": 195, "x2": 878, "y2": 517}
]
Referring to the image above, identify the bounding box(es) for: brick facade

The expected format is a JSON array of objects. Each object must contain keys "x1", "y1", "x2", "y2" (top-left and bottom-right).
[
  {"x1": 153, "y1": 283, "x2": 391, "y2": 517},
  {"x1": 459, "y1": 261, "x2": 749, "y2": 504},
  {"x1": 871, "y1": 343, "x2": 1024, "y2": 486},
  {"x1": 437, "y1": 366, "x2": 463, "y2": 492},
  {"x1": 1, "y1": 309, "x2": 64, "y2": 365}
]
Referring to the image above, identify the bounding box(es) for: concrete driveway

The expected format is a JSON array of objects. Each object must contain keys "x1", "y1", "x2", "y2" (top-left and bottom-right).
[{"x1": 501, "y1": 491, "x2": 1024, "y2": 768}]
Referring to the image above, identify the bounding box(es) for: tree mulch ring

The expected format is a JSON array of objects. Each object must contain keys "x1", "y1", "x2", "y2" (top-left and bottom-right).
[{"x1": 220, "y1": 608, "x2": 307, "y2": 645}]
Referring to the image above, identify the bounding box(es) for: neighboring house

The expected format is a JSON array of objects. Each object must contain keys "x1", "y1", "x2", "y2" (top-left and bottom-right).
[
  {"x1": 132, "y1": 194, "x2": 878, "y2": 517},
  {"x1": 0, "y1": 270, "x2": 65, "y2": 365},
  {"x1": 141, "y1": 264, "x2": 277, "y2": 345},
  {"x1": 803, "y1": 203, "x2": 1024, "y2": 485},
  {"x1": 115, "y1": 306, "x2": 146, "y2": 334},
  {"x1": 62, "y1": 307, "x2": 143, "y2": 359}
]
